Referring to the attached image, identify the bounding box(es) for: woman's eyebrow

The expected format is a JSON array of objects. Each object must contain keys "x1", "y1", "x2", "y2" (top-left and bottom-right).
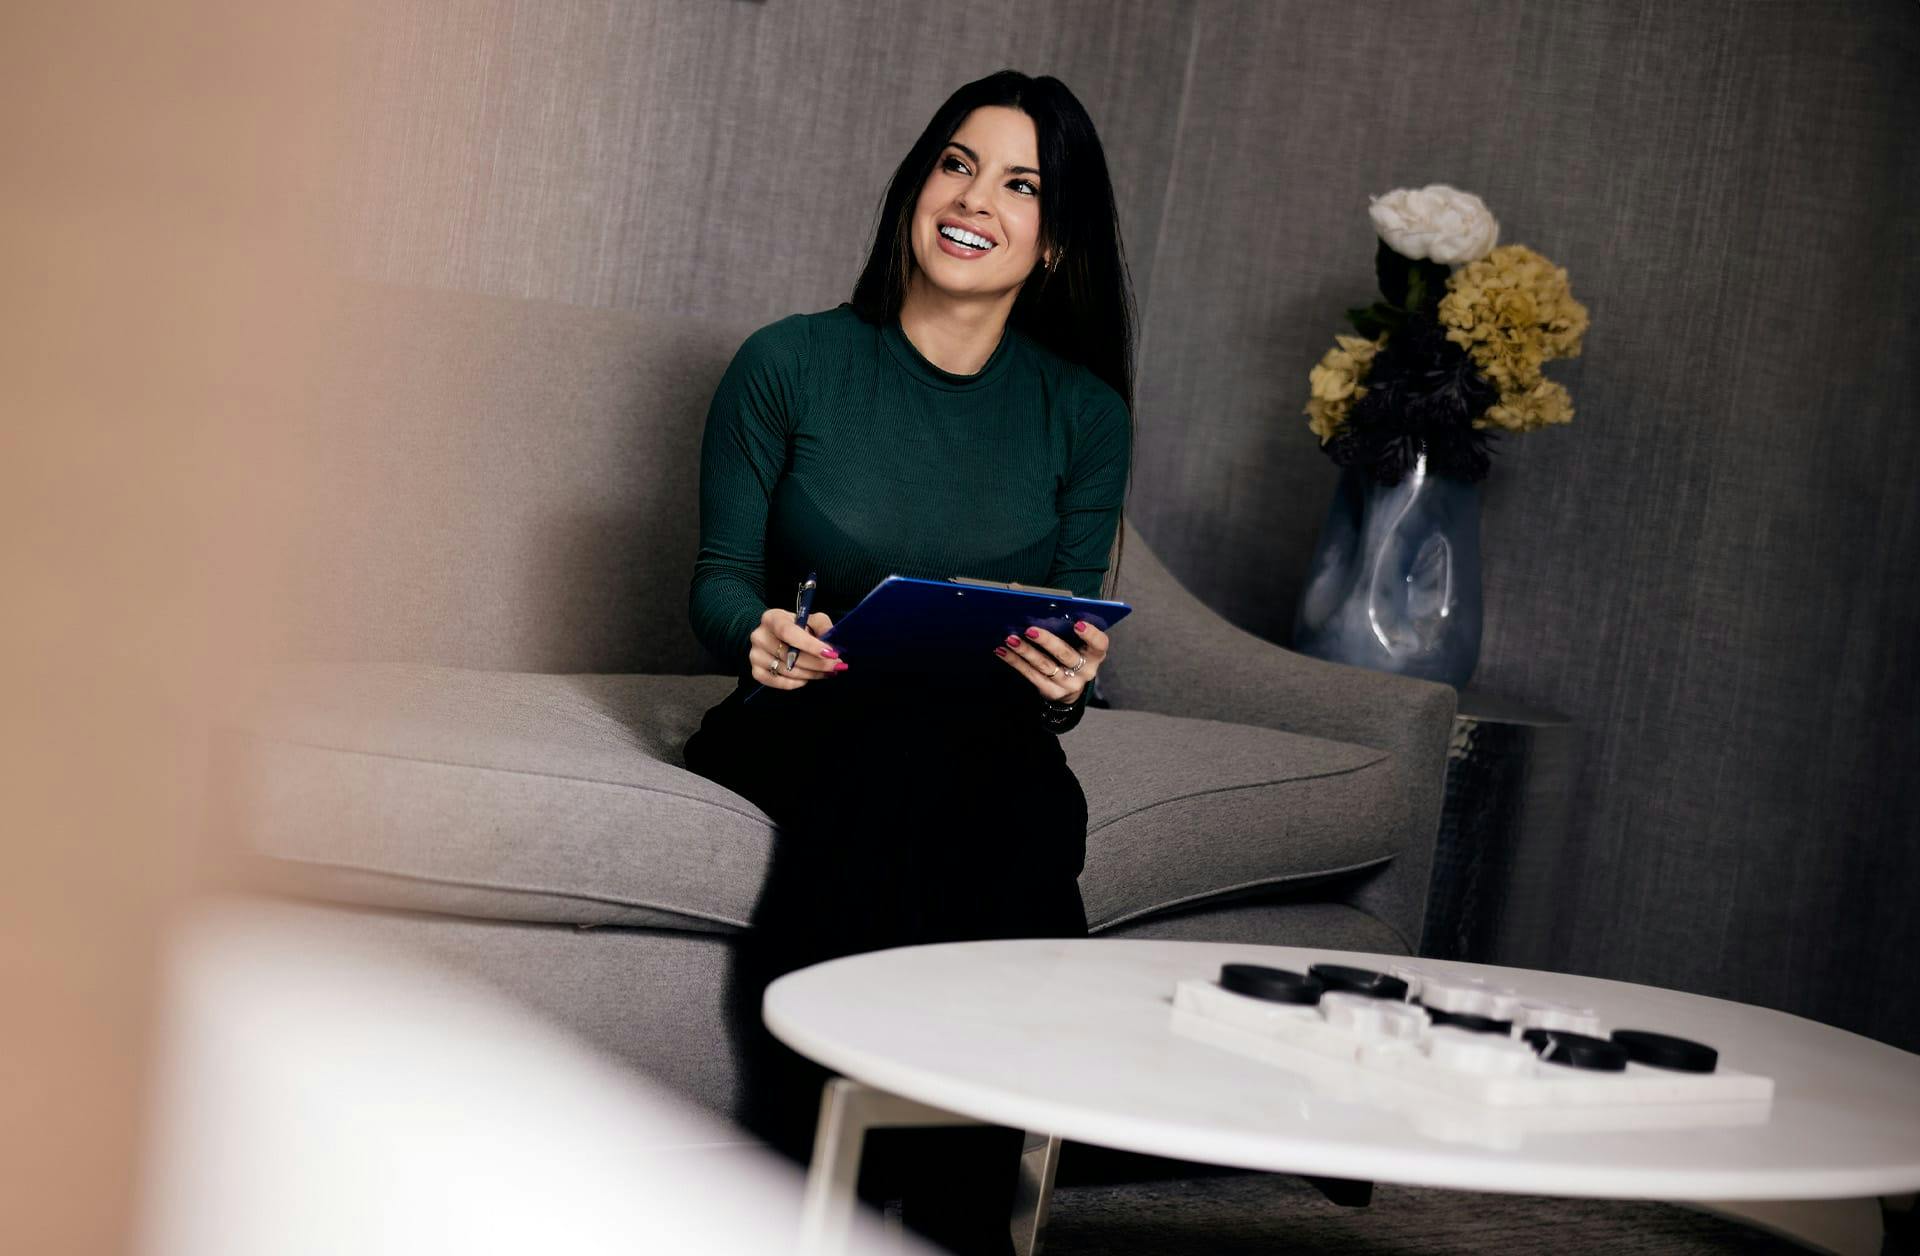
[{"x1": 947, "y1": 140, "x2": 1041, "y2": 178}]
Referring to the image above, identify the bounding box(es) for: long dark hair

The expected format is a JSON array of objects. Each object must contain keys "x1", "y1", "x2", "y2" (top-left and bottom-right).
[{"x1": 849, "y1": 69, "x2": 1136, "y2": 600}]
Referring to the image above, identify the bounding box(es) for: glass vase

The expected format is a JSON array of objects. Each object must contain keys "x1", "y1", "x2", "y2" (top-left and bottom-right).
[{"x1": 1291, "y1": 452, "x2": 1482, "y2": 687}]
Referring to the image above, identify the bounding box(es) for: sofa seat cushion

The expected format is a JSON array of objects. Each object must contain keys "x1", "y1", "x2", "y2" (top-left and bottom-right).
[
  {"x1": 216, "y1": 663, "x2": 1400, "y2": 934},
  {"x1": 215, "y1": 664, "x2": 751, "y2": 932}
]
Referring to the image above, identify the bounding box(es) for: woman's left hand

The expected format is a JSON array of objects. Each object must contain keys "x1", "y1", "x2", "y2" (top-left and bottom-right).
[{"x1": 994, "y1": 620, "x2": 1108, "y2": 703}]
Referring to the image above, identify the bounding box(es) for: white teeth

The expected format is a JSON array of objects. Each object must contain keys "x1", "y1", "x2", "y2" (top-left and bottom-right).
[{"x1": 939, "y1": 224, "x2": 995, "y2": 250}]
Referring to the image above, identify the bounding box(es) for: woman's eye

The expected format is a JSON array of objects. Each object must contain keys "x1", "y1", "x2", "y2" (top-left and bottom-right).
[{"x1": 943, "y1": 155, "x2": 1037, "y2": 196}]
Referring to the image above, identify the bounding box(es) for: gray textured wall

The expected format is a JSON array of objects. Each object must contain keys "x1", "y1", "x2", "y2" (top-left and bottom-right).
[
  {"x1": 330, "y1": 0, "x2": 1920, "y2": 1051},
  {"x1": 1130, "y1": 1, "x2": 1920, "y2": 1056}
]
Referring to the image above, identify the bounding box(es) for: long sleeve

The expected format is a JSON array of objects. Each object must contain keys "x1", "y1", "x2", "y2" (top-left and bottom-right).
[
  {"x1": 688, "y1": 317, "x2": 808, "y2": 671},
  {"x1": 1039, "y1": 383, "x2": 1133, "y2": 734},
  {"x1": 1045, "y1": 383, "x2": 1132, "y2": 600}
]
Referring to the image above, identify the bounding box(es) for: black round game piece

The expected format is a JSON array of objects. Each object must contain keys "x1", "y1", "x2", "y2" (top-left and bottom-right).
[
  {"x1": 1524, "y1": 1029, "x2": 1630, "y2": 1072},
  {"x1": 1308, "y1": 963, "x2": 1409, "y2": 1001},
  {"x1": 1423, "y1": 1006, "x2": 1513, "y2": 1035},
  {"x1": 1219, "y1": 964, "x2": 1324, "y2": 1005},
  {"x1": 1610, "y1": 1029, "x2": 1718, "y2": 1073}
]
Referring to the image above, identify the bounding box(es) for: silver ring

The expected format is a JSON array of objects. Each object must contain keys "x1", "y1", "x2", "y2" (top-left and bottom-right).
[{"x1": 1065, "y1": 654, "x2": 1087, "y2": 675}]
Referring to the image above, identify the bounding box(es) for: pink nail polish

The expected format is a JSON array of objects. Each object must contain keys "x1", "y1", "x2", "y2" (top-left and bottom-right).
[
  {"x1": 834, "y1": 661, "x2": 848, "y2": 672},
  {"x1": 1005, "y1": 635, "x2": 1020, "y2": 647},
  {"x1": 822, "y1": 646, "x2": 838, "y2": 658},
  {"x1": 1025, "y1": 627, "x2": 1041, "y2": 639},
  {"x1": 994, "y1": 647, "x2": 1007, "y2": 657},
  {"x1": 1074, "y1": 622, "x2": 1087, "y2": 633}
]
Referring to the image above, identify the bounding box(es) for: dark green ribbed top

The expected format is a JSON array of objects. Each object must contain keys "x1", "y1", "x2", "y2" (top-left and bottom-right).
[{"x1": 689, "y1": 302, "x2": 1131, "y2": 728}]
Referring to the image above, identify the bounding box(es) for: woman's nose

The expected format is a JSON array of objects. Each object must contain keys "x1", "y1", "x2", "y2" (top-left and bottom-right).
[{"x1": 956, "y1": 177, "x2": 992, "y2": 213}]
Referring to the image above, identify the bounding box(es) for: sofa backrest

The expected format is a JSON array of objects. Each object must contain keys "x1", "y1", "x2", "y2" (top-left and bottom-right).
[{"x1": 280, "y1": 281, "x2": 755, "y2": 676}]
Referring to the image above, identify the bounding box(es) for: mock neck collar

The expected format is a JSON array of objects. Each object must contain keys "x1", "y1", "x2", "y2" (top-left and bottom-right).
[{"x1": 881, "y1": 310, "x2": 1015, "y2": 391}]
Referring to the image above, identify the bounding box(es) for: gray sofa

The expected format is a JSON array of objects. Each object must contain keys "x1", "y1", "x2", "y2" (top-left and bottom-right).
[{"x1": 212, "y1": 281, "x2": 1456, "y2": 1128}]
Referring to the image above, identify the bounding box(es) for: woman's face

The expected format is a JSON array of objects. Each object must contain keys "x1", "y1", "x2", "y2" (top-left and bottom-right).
[{"x1": 909, "y1": 106, "x2": 1048, "y2": 299}]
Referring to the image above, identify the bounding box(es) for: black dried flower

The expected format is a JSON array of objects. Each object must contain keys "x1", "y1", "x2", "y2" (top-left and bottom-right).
[{"x1": 1326, "y1": 313, "x2": 1501, "y2": 485}]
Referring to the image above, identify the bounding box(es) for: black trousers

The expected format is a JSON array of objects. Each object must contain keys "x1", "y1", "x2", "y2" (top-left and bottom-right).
[{"x1": 682, "y1": 672, "x2": 1089, "y2": 1256}]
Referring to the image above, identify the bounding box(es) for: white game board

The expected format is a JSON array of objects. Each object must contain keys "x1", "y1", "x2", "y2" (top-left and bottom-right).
[{"x1": 1169, "y1": 961, "x2": 1774, "y2": 1121}]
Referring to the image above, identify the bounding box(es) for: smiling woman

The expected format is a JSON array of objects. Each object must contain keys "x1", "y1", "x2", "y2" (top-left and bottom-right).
[
  {"x1": 679, "y1": 69, "x2": 1136, "y2": 1256},
  {"x1": 855, "y1": 73, "x2": 1136, "y2": 425}
]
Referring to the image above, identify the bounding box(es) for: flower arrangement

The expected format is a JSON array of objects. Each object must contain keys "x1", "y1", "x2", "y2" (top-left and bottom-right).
[{"x1": 1305, "y1": 185, "x2": 1590, "y2": 484}]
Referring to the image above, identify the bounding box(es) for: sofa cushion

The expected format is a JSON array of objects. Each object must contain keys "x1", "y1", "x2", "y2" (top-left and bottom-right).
[
  {"x1": 289, "y1": 284, "x2": 756, "y2": 676},
  {"x1": 214, "y1": 663, "x2": 1400, "y2": 934},
  {"x1": 1062, "y1": 710, "x2": 1397, "y2": 929},
  {"x1": 214, "y1": 664, "x2": 752, "y2": 932}
]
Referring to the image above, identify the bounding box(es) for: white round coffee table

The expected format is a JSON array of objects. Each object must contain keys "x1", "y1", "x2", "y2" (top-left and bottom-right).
[{"x1": 765, "y1": 938, "x2": 1920, "y2": 1255}]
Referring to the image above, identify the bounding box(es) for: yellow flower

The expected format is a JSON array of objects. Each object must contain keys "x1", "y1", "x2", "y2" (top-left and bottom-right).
[
  {"x1": 1303, "y1": 332, "x2": 1386, "y2": 443},
  {"x1": 1477, "y1": 378, "x2": 1575, "y2": 433},
  {"x1": 1438, "y1": 243, "x2": 1588, "y2": 434},
  {"x1": 1491, "y1": 288, "x2": 1536, "y2": 327}
]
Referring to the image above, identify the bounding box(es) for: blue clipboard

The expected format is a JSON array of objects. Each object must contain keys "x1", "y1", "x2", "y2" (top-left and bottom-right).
[{"x1": 742, "y1": 575, "x2": 1132, "y2": 702}]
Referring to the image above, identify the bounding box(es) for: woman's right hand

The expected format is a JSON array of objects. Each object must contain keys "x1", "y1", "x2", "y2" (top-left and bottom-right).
[{"x1": 748, "y1": 607, "x2": 845, "y2": 689}]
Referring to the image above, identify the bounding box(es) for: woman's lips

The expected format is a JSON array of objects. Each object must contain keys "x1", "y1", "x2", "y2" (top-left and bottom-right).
[{"x1": 935, "y1": 231, "x2": 993, "y2": 259}]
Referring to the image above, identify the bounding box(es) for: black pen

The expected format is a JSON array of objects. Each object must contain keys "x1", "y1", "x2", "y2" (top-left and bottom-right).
[{"x1": 784, "y1": 571, "x2": 818, "y2": 672}]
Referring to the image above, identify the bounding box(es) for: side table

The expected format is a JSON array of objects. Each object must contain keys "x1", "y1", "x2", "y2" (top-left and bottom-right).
[{"x1": 1420, "y1": 690, "x2": 1579, "y2": 967}]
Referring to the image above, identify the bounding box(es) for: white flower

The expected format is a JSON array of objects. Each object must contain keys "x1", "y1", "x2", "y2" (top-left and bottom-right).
[{"x1": 1368, "y1": 184, "x2": 1500, "y2": 265}]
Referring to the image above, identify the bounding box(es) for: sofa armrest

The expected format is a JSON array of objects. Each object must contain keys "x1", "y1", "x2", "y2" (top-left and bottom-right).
[{"x1": 1100, "y1": 518, "x2": 1457, "y2": 951}]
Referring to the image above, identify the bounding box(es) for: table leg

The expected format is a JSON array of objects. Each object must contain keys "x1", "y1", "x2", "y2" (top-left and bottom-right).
[
  {"x1": 1685, "y1": 1196, "x2": 1885, "y2": 1256},
  {"x1": 797, "y1": 1077, "x2": 994, "y2": 1256},
  {"x1": 1012, "y1": 1132, "x2": 1063, "y2": 1256}
]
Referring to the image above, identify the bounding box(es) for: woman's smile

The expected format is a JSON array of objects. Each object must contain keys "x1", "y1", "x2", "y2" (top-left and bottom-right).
[{"x1": 935, "y1": 220, "x2": 998, "y2": 258}]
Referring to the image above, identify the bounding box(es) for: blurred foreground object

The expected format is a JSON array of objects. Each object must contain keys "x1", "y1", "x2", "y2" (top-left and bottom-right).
[
  {"x1": 0, "y1": 3, "x2": 351, "y2": 1252},
  {"x1": 132, "y1": 897, "x2": 922, "y2": 1256}
]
